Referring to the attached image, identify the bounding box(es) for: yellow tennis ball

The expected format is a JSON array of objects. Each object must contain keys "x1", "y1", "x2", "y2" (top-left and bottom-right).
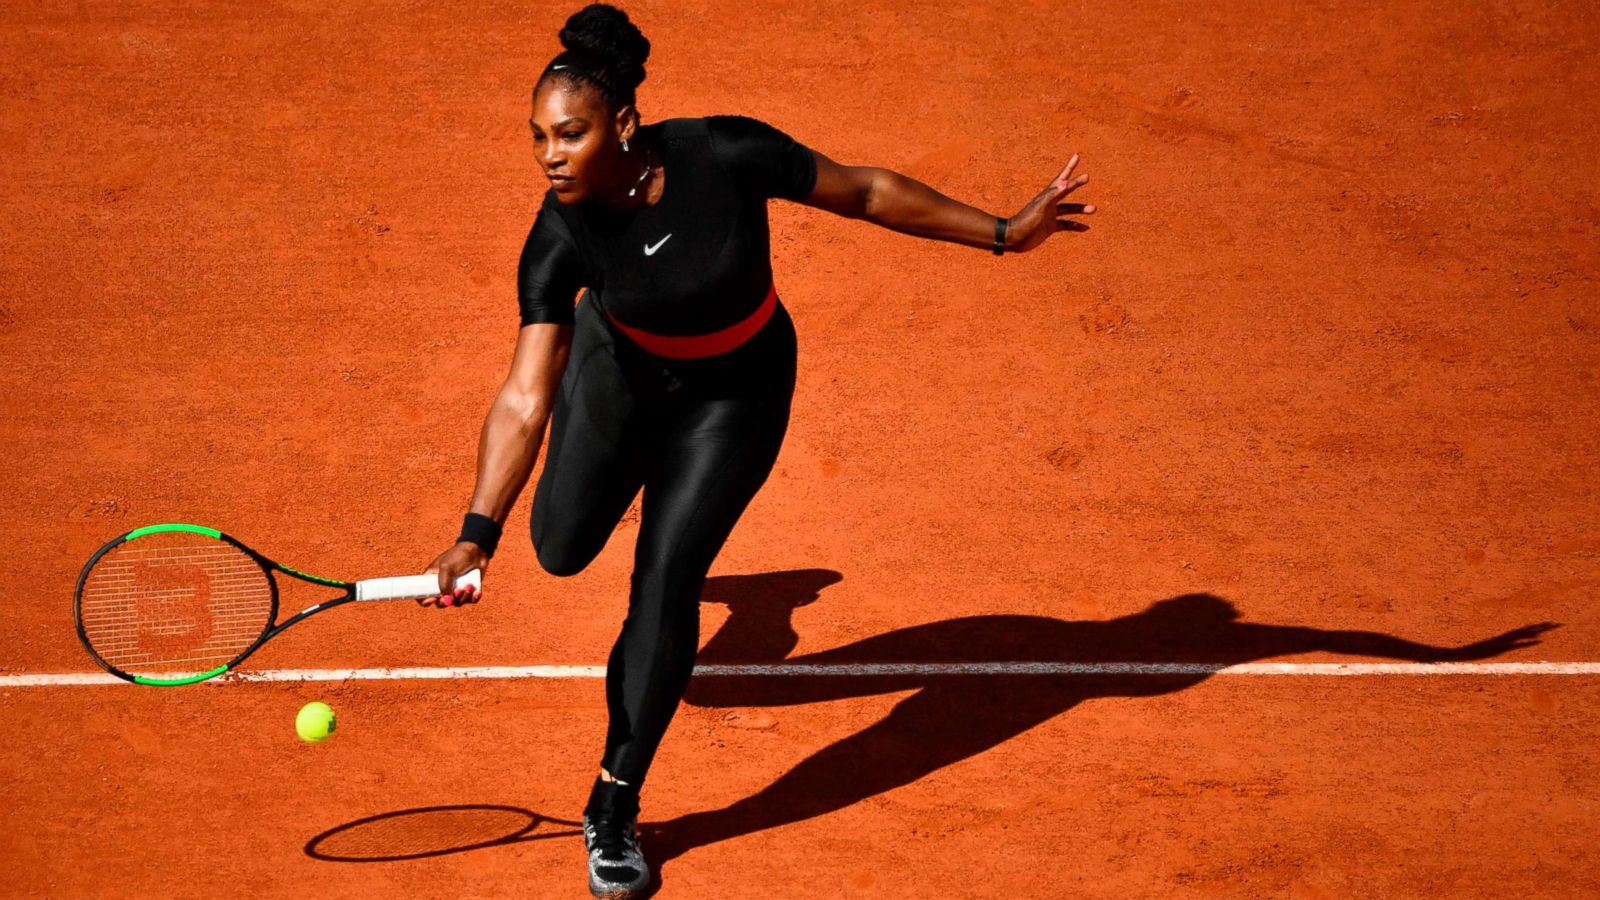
[{"x1": 295, "y1": 701, "x2": 336, "y2": 743}]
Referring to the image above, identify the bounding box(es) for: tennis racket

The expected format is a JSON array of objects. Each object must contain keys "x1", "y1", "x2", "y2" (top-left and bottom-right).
[{"x1": 74, "y1": 522, "x2": 481, "y2": 686}]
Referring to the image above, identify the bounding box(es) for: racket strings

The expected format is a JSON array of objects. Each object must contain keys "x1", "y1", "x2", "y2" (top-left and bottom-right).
[{"x1": 78, "y1": 534, "x2": 273, "y2": 676}]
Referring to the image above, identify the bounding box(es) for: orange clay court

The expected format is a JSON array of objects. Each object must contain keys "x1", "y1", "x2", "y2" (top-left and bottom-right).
[{"x1": 3, "y1": 1, "x2": 1598, "y2": 897}]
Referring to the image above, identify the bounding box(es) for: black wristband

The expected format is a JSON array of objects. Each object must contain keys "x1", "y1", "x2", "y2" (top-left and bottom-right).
[
  {"x1": 457, "y1": 512, "x2": 502, "y2": 558},
  {"x1": 993, "y1": 216, "x2": 1007, "y2": 256}
]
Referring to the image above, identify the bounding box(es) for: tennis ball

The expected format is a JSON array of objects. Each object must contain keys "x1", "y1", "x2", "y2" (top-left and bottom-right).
[{"x1": 295, "y1": 701, "x2": 336, "y2": 743}]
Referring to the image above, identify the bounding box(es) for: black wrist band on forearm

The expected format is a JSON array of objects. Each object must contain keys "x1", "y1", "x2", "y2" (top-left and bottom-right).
[
  {"x1": 993, "y1": 216, "x2": 1007, "y2": 256},
  {"x1": 457, "y1": 512, "x2": 502, "y2": 558}
]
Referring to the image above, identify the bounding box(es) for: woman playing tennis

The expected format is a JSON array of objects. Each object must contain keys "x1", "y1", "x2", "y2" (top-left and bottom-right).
[{"x1": 420, "y1": 3, "x2": 1094, "y2": 896}]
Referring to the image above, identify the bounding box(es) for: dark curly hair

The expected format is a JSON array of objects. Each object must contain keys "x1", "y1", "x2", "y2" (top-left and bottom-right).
[{"x1": 537, "y1": 3, "x2": 651, "y2": 110}]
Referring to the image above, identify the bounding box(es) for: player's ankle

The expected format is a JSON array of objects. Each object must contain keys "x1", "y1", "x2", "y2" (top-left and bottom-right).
[{"x1": 586, "y1": 774, "x2": 641, "y2": 821}]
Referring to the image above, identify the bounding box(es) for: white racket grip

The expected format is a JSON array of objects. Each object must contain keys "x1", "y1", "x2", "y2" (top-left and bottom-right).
[{"x1": 355, "y1": 568, "x2": 482, "y2": 602}]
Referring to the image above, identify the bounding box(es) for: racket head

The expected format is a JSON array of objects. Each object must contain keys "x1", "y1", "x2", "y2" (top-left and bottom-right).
[{"x1": 74, "y1": 523, "x2": 279, "y2": 685}]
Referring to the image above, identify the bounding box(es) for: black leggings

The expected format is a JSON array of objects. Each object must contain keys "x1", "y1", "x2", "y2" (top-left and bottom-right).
[{"x1": 529, "y1": 290, "x2": 796, "y2": 788}]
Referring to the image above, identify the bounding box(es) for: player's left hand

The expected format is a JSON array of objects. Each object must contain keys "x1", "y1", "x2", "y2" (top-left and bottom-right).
[
  {"x1": 1003, "y1": 154, "x2": 1095, "y2": 254},
  {"x1": 1445, "y1": 621, "x2": 1560, "y2": 660}
]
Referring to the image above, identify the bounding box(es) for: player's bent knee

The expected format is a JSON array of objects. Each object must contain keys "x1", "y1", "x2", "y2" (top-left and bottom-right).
[{"x1": 534, "y1": 536, "x2": 589, "y2": 578}]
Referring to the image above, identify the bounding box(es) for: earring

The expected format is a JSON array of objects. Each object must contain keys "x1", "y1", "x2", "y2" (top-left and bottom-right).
[{"x1": 622, "y1": 138, "x2": 629, "y2": 152}]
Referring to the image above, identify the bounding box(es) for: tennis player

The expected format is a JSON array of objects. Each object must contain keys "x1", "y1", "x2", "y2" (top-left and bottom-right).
[{"x1": 421, "y1": 3, "x2": 1094, "y2": 895}]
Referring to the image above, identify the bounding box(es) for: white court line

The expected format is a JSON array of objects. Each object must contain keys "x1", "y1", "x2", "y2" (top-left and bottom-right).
[{"x1": 4, "y1": 661, "x2": 1600, "y2": 687}]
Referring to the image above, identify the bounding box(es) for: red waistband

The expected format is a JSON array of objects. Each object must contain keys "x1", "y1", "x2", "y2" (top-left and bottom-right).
[{"x1": 603, "y1": 281, "x2": 778, "y2": 360}]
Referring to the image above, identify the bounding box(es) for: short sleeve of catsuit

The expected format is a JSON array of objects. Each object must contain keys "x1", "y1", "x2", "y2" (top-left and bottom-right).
[
  {"x1": 516, "y1": 191, "x2": 587, "y2": 327},
  {"x1": 705, "y1": 114, "x2": 819, "y2": 202}
]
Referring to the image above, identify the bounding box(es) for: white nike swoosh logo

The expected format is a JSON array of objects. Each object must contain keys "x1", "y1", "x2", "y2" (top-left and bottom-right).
[{"x1": 644, "y1": 234, "x2": 672, "y2": 256}]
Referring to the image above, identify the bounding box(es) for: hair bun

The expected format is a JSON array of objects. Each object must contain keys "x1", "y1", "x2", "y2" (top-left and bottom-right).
[{"x1": 558, "y1": 3, "x2": 650, "y2": 93}]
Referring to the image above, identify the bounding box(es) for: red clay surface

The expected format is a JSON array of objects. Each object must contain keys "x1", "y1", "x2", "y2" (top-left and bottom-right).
[{"x1": 3, "y1": 0, "x2": 1598, "y2": 896}]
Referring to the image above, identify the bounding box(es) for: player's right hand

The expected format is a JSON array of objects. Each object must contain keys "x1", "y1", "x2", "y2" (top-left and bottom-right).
[{"x1": 421, "y1": 541, "x2": 489, "y2": 608}]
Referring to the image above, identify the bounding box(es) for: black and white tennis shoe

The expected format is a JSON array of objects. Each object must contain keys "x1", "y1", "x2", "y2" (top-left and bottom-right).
[{"x1": 584, "y1": 810, "x2": 649, "y2": 898}]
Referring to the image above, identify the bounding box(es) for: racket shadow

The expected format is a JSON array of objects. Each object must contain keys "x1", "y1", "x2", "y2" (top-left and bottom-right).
[{"x1": 304, "y1": 804, "x2": 581, "y2": 863}]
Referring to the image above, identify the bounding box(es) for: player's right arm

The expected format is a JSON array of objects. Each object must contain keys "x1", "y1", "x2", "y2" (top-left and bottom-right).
[
  {"x1": 422, "y1": 320, "x2": 574, "y2": 607},
  {"x1": 473, "y1": 320, "x2": 574, "y2": 524},
  {"x1": 423, "y1": 190, "x2": 588, "y2": 607}
]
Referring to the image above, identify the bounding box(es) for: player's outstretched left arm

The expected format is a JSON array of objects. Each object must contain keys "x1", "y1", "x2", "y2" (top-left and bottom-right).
[
  {"x1": 797, "y1": 148, "x2": 1094, "y2": 254},
  {"x1": 1262, "y1": 621, "x2": 1561, "y2": 663}
]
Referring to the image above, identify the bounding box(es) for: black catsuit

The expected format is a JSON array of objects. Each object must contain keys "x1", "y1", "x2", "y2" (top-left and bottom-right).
[{"x1": 516, "y1": 115, "x2": 817, "y2": 787}]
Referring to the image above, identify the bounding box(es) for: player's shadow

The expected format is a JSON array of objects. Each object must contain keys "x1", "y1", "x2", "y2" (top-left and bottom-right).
[{"x1": 641, "y1": 569, "x2": 1556, "y2": 874}]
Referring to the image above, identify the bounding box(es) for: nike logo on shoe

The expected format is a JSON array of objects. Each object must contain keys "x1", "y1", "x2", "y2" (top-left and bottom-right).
[{"x1": 644, "y1": 234, "x2": 672, "y2": 256}]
